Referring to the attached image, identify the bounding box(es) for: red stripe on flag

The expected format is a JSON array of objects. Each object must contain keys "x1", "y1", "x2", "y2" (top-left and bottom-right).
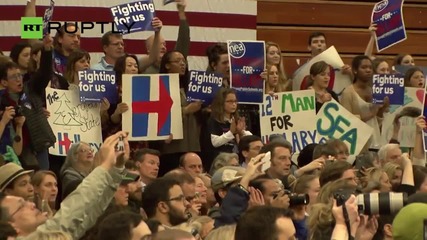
[
  {"x1": 0, "y1": 6, "x2": 256, "y2": 29},
  {"x1": 0, "y1": 37, "x2": 213, "y2": 56}
]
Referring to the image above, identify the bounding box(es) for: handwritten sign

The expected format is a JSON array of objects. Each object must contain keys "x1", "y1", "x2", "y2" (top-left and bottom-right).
[
  {"x1": 293, "y1": 46, "x2": 352, "y2": 96},
  {"x1": 381, "y1": 87, "x2": 423, "y2": 147},
  {"x1": 45, "y1": 87, "x2": 102, "y2": 156},
  {"x1": 372, "y1": 74, "x2": 404, "y2": 105},
  {"x1": 316, "y1": 99, "x2": 373, "y2": 157},
  {"x1": 42, "y1": 0, "x2": 55, "y2": 36},
  {"x1": 260, "y1": 90, "x2": 326, "y2": 154},
  {"x1": 78, "y1": 70, "x2": 118, "y2": 104},
  {"x1": 371, "y1": 0, "x2": 406, "y2": 52},
  {"x1": 187, "y1": 71, "x2": 222, "y2": 105},
  {"x1": 228, "y1": 40, "x2": 265, "y2": 104},
  {"x1": 111, "y1": 0, "x2": 155, "y2": 34},
  {"x1": 122, "y1": 74, "x2": 183, "y2": 141}
]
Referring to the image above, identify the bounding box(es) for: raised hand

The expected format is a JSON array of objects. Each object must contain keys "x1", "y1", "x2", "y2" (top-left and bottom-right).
[{"x1": 152, "y1": 17, "x2": 163, "y2": 32}]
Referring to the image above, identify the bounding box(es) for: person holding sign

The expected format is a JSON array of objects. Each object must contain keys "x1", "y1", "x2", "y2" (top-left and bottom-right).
[
  {"x1": 306, "y1": 61, "x2": 339, "y2": 113},
  {"x1": 207, "y1": 88, "x2": 252, "y2": 163},
  {"x1": 51, "y1": 49, "x2": 90, "y2": 90},
  {"x1": 404, "y1": 67, "x2": 425, "y2": 88},
  {"x1": 143, "y1": 0, "x2": 189, "y2": 74},
  {"x1": 341, "y1": 56, "x2": 389, "y2": 150},
  {"x1": 156, "y1": 50, "x2": 202, "y2": 173}
]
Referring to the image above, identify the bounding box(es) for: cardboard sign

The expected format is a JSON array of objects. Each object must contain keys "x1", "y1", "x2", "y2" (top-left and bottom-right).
[{"x1": 122, "y1": 74, "x2": 183, "y2": 141}]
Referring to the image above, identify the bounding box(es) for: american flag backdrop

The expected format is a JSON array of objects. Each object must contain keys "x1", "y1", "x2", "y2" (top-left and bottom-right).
[{"x1": 0, "y1": 0, "x2": 257, "y2": 71}]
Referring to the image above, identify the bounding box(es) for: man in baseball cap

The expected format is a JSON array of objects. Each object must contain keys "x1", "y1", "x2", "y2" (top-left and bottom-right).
[
  {"x1": 208, "y1": 166, "x2": 246, "y2": 219},
  {"x1": 0, "y1": 163, "x2": 34, "y2": 200}
]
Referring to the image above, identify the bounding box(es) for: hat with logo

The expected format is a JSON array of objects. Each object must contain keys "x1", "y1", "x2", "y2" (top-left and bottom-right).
[
  {"x1": 0, "y1": 163, "x2": 34, "y2": 191},
  {"x1": 211, "y1": 166, "x2": 246, "y2": 192},
  {"x1": 392, "y1": 203, "x2": 427, "y2": 240}
]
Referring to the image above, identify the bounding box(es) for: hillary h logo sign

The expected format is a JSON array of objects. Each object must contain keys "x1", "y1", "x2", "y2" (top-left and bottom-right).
[{"x1": 122, "y1": 74, "x2": 183, "y2": 141}]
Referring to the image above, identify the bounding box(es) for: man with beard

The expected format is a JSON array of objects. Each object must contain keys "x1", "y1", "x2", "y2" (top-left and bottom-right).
[{"x1": 142, "y1": 177, "x2": 189, "y2": 228}]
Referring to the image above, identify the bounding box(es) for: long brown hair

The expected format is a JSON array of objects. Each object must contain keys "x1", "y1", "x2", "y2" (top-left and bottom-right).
[
  {"x1": 64, "y1": 49, "x2": 90, "y2": 84},
  {"x1": 211, "y1": 88, "x2": 239, "y2": 123},
  {"x1": 264, "y1": 64, "x2": 283, "y2": 93}
]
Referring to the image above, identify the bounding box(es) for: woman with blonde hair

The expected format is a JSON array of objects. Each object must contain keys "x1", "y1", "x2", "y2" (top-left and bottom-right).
[
  {"x1": 383, "y1": 162, "x2": 403, "y2": 191},
  {"x1": 264, "y1": 64, "x2": 283, "y2": 94},
  {"x1": 265, "y1": 42, "x2": 290, "y2": 91},
  {"x1": 359, "y1": 167, "x2": 392, "y2": 193}
]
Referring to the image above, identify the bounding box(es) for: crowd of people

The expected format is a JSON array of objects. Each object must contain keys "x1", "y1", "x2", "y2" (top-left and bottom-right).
[{"x1": 0, "y1": 0, "x2": 426, "y2": 239}]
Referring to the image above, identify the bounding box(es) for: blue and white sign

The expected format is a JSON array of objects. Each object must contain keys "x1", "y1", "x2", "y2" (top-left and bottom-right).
[
  {"x1": 187, "y1": 71, "x2": 223, "y2": 105},
  {"x1": 228, "y1": 40, "x2": 265, "y2": 104},
  {"x1": 111, "y1": 0, "x2": 155, "y2": 34},
  {"x1": 372, "y1": 74, "x2": 404, "y2": 105},
  {"x1": 371, "y1": 0, "x2": 407, "y2": 52},
  {"x1": 78, "y1": 70, "x2": 118, "y2": 104}
]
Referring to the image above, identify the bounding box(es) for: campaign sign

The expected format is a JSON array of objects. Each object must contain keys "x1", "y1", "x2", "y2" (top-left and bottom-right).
[
  {"x1": 260, "y1": 90, "x2": 327, "y2": 154},
  {"x1": 422, "y1": 85, "x2": 427, "y2": 151},
  {"x1": 164, "y1": 0, "x2": 175, "y2": 5},
  {"x1": 371, "y1": 0, "x2": 407, "y2": 52},
  {"x1": 372, "y1": 74, "x2": 404, "y2": 105},
  {"x1": 78, "y1": 70, "x2": 118, "y2": 104},
  {"x1": 228, "y1": 41, "x2": 265, "y2": 104},
  {"x1": 111, "y1": 0, "x2": 155, "y2": 34},
  {"x1": 45, "y1": 88, "x2": 103, "y2": 156},
  {"x1": 42, "y1": 0, "x2": 55, "y2": 36},
  {"x1": 122, "y1": 74, "x2": 183, "y2": 141},
  {"x1": 316, "y1": 100, "x2": 374, "y2": 157},
  {"x1": 187, "y1": 71, "x2": 223, "y2": 105}
]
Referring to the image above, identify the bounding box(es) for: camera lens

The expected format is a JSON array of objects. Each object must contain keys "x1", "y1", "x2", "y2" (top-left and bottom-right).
[
  {"x1": 357, "y1": 192, "x2": 407, "y2": 215},
  {"x1": 289, "y1": 193, "x2": 310, "y2": 206}
]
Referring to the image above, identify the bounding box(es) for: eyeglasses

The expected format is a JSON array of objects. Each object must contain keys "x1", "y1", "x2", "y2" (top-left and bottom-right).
[
  {"x1": 79, "y1": 148, "x2": 94, "y2": 153},
  {"x1": 7, "y1": 74, "x2": 23, "y2": 81},
  {"x1": 167, "y1": 195, "x2": 185, "y2": 203},
  {"x1": 169, "y1": 59, "x2": 187, "y2": 65}
]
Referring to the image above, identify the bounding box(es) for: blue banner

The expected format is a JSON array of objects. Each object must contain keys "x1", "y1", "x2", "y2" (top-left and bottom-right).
[
  {"x1": 111, "y1": 0, "x2": 155, "y2": 35},
  {"x1": 371, "y1": 0, "x2": 406, "y2": 52},
  {"x1": 78, "y1": 70, "x2": 118, "y2": 104},
  {"x1": 42, "y1": 0, "x2": 55, "y2": 36},
  {"x1": 372, "y1": 74, "x2": 404, "y2": 105},
  {"x1": 187, "y1": 71, "x2": 223, "y2": 105},
  {"x1": 228, "y1": 41, "x2": 265, "y2": 104}
]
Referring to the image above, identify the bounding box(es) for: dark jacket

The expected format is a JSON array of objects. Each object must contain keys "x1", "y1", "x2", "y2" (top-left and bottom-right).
[{"x1": 0, "y1": 48, "x2": 56, "y2": 152}]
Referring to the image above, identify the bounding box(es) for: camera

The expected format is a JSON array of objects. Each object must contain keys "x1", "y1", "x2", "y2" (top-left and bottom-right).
[
  {"x1": 14, "y1": 105, "x2": 23, "y2": 117},
  {"x1": 274, "y1": 190, "x2": 310, "y2": 206},
  {"x1": 333, "y1": 189, "x2": 407, "y2": 215}
]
